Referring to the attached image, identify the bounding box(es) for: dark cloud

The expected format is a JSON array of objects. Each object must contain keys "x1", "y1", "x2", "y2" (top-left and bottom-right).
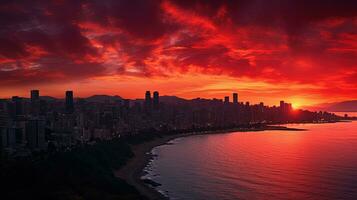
[
  {"x1": 170, "y1": 0, "x2": 357, "y2": 52},
  {"x1": 0, "y1": 0, "x2": 356, "y2": 93},
  {"x1": 0, "y1": 57, "x2": 105, "y2": 86},
  {"x1": 170, "y1": 0, "x2": 357, "y2": 28}
]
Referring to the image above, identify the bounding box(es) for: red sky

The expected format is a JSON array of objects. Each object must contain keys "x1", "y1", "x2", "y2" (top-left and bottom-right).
[{"x1": 0, "y1": 0, "x2": 357, "y2": 107}]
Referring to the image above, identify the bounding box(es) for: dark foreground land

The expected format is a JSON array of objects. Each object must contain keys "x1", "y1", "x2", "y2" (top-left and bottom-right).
[
  {"x1": 0, "y1": 124, "x2": 318, "y2": 200},
  {"x1": 1, "y1": 139, "x2": 146, "y2": 200}
]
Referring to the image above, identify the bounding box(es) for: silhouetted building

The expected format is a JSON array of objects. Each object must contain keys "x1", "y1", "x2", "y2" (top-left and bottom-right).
[
  {"x1": 26, "y1": 119, "x2": 46, "y2": 150},
  {"x1": 0, "y1": 109, "x2": 8, "y2": 127},
  {"x1": 145, "y1": 91, "x2": 151, "y2": 104},
  {"x1": 224, "y1": 96, "x2": 229, "y2": 104},
  {"x1": 65, "y1": 91, "x2": 74, "y2": 114},
  {"x1": 233, "y1": 93, "x2": 238, "y2": 104},
  {"x1": 31, "y1": 90, "x2": 39, "y2": 101},
  {"x1": 280, "y1": 100, "x2": 285, "y2": 109},
  {"x1": 0, "y1": 110, "x2": 9, "y2": 151},
  {"x1": 153, "y1": 91, "x2": 159, "y2": 110},
  {"x1": 144, "y1": 91, "x2": 152, "y2": 113},
  {"x1": 30, "y1": 90, "x2": 40, "y2": 116},
  {"x1": 12, "y1": 96, "x2": 24, "y2": 116},
  {"x1": 1, "y1": 127, "x2": 16, "y2": 150},
  {"x1": 1, "y1": 88, "x2": 343, "y2": 156}
]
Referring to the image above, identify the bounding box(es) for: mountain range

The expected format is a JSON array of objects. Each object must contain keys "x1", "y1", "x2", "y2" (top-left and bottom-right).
[{"x1": 304, "y1": 100, "x2": 357, "y2": 112}]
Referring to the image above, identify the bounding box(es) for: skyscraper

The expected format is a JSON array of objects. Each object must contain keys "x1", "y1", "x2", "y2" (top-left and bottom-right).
[
  {"x1": 145, "y1": 91, "x2": 151, "y2": 101},
  {"x1": 224, "y1": 96, "x2": 229, "y2": 104},
  {"x1": 233, "y1": 93, "x2": 238, "y2": 104},
  {"x1": 153, "y1": 91, "x2": 159, "y2": 110},
  {"x1": 30, "y1": 90, "x2": 40, "y2": 116},
  {"x1": 11, "y1": 96, "x2": 23, "y2": 116},
  {"x1": 1, "y1": 127, "x2": 17, "y2": 150},
  {"x1": 0, "y1": 109, "x2": 8, "y2": 128},
  {"x1": 280, "y1": 100, "x2": 285, "y2": 113},
  {"x1": 26, "y1": 119, "x2": 46, "y2": 150},
  {"x1": 280, "y1": 100, "x2": 285, "y2": 108},
  {"x1": 65, "y1": 91, "x2": 74, "y2": 114},
  {"x1": 145, "y1": 91, "x2": 152, "y2": 107},
  {"x1": 31, "y1": 90, "x2": 39, "y2": 101}
]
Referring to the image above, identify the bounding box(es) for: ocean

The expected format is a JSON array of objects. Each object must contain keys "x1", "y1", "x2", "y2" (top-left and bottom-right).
[{"x1": 143, "y1": 121, "x2": 357, "y2": 200}]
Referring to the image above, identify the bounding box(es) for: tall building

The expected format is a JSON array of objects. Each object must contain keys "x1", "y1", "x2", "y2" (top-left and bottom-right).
[
  {"x1": 145, "y1": 91, "x2": 152, "y2": 109},
  {"x1": 31, "y1": 90, "x2": 39, "y2": 101},
  {"x1": 0, "y1": 109, "x2": 9, "y2": 151},
  {"x1": 65, "y1": 91, "x2": 74, "y2": 114},
  {"x1": 30, "y1": 90, "x2": 40, "y2": 116},
  {"x1": 145, "y1": 91, "x2": 151, "y2": 102},
  {"x1": 153, "y1": 91, "x2": 159, "y2": 110},
  {"x1": 12, "y1": 96, "x2": 23, "y2": 116},
  {"x1": 1, "y1": 128, "x2": 17, "y2": 150},
  {"x1": 0, "y1": 114, "x2": 7, "y2": 128},
  {"x1": 26, "y1": 119, "x2": 46, "y2": 150},
  {"x1": 224, "y1": 96, "x2": 230, "y2": 104},
  {"x1": 0, "y1": 99, "x2": 6, "y2": 111},
  {"x1": 280, "y1": 100, "x2": 285, "y2": 108},
  {"x1": 280, "y1": 100, "x2": 285, "y2": 113},
  {"x1": 233, "y1": 93, "x2": 238, "y2": 104}
]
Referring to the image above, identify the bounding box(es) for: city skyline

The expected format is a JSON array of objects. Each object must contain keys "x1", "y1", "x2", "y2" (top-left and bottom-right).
[
  {"x1": 0, "y1": 1, "x2": 356, "y2": 107},
  {"x1": 1, "y1": 89, "x2": 304, "y2": 109},
  {"x1": 0, "y1": 86, "x2": 346, "y2": 158}
]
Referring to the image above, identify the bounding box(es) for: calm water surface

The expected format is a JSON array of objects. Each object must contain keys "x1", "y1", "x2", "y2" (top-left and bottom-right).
[{"x1": 143, "y1": 121, "x2": 357, "y2": 200}]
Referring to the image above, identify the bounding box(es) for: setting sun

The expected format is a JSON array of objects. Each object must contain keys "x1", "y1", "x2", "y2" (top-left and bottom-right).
[{"x1": 292, "y1": 103, "x2": 301, "y2": 110}]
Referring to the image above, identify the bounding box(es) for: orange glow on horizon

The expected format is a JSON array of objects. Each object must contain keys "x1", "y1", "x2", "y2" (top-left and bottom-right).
[{"x1": 0, "y1": 73, "x2": 342, "y2": 108}]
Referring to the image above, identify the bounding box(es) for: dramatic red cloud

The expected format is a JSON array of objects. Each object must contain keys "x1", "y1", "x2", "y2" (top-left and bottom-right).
[{"x1": 0, "y1": 0, "x2": 356, "y2": 106}]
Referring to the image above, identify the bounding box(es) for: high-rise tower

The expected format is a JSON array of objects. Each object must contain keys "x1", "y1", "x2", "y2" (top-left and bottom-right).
[
  {"x1": 153, "y1": 91, "x2": 159, "y2": 110},
  {"x1": 233, "y1": 93, "x2": 238, "y2": 104},
  {"x1": 30, "y1": 90, "x2": 40, "y2": 115},
  {"x1": 31, "y1": 90, "x2": 39, "y2": 101},
  {"x1": 65, "y1": 91, "x2": 74, "y2": 114},
  {"x1": 224, "y1": 96, "x2": 229, "y2": 104}
]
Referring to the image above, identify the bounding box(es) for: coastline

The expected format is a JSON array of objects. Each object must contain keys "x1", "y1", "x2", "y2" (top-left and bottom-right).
[
  {"x1": 114, "y1": 125, "x2": 307, "y2": 200},
  {"x1": 114, "y1": 133, "x2": 190, "y2": 200}
]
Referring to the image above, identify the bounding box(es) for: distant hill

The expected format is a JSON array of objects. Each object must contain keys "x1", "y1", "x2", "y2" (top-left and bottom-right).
[
  {"x1": 325, "y1": 100, "x2": 357, "y2": 112},
  {"x1": 305, "y1": 100, "x2": 357, "y2": 112},
  {"x1": 85, "y1": 95, "x2": 122, "y2": 103},
  {"x1": 159, "y1": 95, "x2": 188, "y2": 105},
  {"x1": 40, "y1": 96, "x2": 58, "y2": 101}
]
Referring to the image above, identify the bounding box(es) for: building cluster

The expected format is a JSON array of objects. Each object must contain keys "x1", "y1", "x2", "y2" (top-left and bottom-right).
[{"x1": 0, "y1": 90, "x2": 341, "y2": 157}]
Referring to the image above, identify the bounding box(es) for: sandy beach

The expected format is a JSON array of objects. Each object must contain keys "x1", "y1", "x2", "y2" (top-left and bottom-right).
[{"x1": 114, "y1": 133, "x2": 191, "y2": 200}]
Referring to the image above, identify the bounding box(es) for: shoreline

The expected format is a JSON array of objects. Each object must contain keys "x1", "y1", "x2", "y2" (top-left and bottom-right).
[
  {"x1": 114, "y1": 125, "x2": 308, "y2": 200},
  {"x1": 115, "y1": 133, "x2": 191, "y2": 200}
]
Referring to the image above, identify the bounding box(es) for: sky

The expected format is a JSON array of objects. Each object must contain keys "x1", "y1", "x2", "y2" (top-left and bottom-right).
[{"x1": 0, "y1": 0, "x2": 357, "y2": 107}]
